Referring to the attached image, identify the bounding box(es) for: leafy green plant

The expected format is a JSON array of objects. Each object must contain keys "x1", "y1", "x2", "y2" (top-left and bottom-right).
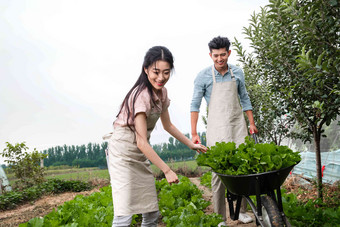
[
  {"x1": 200, "y1": 171, "x2": 212, "y2": 188},
  {"x1": 20, "y1": 176, "x2": 222, "y2": 226},
  {"x1": 156, "y1": 175, "x2": 223, "y2": 227},
  {"x1": 196, "y1": 136, "x2": 301, "y2": 175},
  {"x1": 19, "y1": 186, "x2": 115, "y2": 227},
  {"x1": 282, "y1": 190, "x2": 340, "y2": 227}
]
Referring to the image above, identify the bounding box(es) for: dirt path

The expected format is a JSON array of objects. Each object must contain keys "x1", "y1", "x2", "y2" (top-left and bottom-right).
[{"x1": 189, "y1": 177, "x2": 257, "y2": 227}]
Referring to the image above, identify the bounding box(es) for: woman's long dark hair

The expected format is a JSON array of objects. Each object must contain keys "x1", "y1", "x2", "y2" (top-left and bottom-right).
[{"x1": 115, "y1": 46, "x2": 174, "y2": 131}]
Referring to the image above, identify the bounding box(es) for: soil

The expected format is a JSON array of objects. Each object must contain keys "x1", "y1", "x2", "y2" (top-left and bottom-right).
[{"x1": 1, "y1": 175, "x2": 338, "y2": 227}]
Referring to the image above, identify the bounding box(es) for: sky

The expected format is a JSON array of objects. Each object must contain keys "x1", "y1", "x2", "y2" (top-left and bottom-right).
[{"x1": 0, "y1": 0, "x2": 269, "y2": 164}]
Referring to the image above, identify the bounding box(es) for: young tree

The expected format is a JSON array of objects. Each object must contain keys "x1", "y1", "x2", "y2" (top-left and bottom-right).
[
  {"x1": 1, "y1": 142, "x2": 48, "y2": 188},
  {"x1": 239, "y1": 0, "x2": 339, "y2": 199},
  {"x1": 233, "y1": 38, "x2": 302, "y2": 145}
]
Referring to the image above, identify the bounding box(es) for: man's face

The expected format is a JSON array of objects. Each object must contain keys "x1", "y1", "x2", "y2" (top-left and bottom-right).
[{"x1": 209, "y1": 48, "x2": 231, "y2": 71}]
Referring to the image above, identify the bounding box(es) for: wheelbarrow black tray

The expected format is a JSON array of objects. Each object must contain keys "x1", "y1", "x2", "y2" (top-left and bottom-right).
[{"x1": 214, "y1": 164, "x2": 296, "y2": 196}]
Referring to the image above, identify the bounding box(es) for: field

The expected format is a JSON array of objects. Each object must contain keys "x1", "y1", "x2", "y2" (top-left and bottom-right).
[
  {"x1": 6, "y1": 167, "x2": 110, "y2": 183},
  {"x1": 2, "y1": 162, "x2": 255, "y2": 227},
  {"x1": 6, "y1": 160, "x2": 204, "y2": 183},
  {"x1": 1, "y1": 161, "x2": 213, "y2": 227},
  {"x1": 2, "y1": 161, "x2": 339, "y2": 227}
]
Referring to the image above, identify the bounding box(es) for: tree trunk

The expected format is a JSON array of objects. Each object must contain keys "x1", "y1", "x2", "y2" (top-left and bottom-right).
[{"x1": 313, "y1": 125, "x2": 323, "y2": 199}]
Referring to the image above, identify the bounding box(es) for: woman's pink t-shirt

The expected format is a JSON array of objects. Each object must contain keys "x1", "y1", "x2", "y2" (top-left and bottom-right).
[{"x1": 114, "y1": 86, "x2": 170, "y2": 127}]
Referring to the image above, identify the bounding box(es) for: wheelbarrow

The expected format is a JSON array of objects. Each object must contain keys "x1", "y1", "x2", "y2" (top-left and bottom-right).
[{"x1": 214, "y1": 135, "x2": 297, "y2": 227}]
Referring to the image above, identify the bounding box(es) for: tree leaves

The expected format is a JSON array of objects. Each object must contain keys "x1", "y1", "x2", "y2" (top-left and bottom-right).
[
  {"x1": 1, "y1": 142, "x2": 48, "y2": 188},
  {"x1": 234, "y1": 0, "x2": 340, "y2": 197}
]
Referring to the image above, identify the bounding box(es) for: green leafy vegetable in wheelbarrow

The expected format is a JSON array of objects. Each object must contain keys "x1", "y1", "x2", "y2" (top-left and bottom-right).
[{"x1": 196, "y1": 136, "x2": 301, "y2": 175}]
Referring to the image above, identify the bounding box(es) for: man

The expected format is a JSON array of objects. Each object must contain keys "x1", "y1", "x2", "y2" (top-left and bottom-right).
[{"x1": 190, "y1": 36, "x2": 258, "y2": 226}]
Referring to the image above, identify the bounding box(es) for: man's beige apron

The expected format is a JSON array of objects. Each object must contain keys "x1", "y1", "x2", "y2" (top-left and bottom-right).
[
  {"x1": 104, "y1": 111, "x2": 160, "y2": 216},
  {"x1": 206, "y1": 66, "x2": 248, "y2": 220}
]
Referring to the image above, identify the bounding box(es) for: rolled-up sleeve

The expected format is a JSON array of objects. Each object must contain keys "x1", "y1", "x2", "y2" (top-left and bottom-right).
[
  {"x1": 190, "y1": 74, "x2": 205, "y2": 112},
  {"x1": 134, "y1": 89, "x2": 152, "y2": 116},
  {"x1": 237, "y1": 70, "x2": 253, "y2": 111}
]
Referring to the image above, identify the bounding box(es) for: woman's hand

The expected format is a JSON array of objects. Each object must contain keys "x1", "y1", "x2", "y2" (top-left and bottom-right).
[
  {"x1": 191, "y1": 133, "x2": 201, "y2": 144},
  {"x1": 164, "y1": 169, "x2": 179, "y2": 185},
  {"x1": 191, "y1": 142, "x2": 207, "y2": 153}
]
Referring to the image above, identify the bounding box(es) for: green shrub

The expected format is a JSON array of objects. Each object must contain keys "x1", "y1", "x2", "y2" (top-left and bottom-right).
[
  {"x1": 1, "y1": 142, "x2": 48, "y2": 189},
  {"x1": 283, "y1": 191, "x2": 340, "y2": 227},
  {"x1": 0, "y1": 179, "x2": 92, "y2": 210}
]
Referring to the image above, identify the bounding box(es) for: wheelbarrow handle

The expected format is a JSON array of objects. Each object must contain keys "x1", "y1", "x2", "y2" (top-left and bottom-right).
[{"x1": 252, "y1": 133, "x2": 258, "y2": 144}]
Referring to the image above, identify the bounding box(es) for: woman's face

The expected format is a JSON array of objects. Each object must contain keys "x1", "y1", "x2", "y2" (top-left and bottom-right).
[{"x1": 144, "y1": 60, "x2": 171, "y2": 92}]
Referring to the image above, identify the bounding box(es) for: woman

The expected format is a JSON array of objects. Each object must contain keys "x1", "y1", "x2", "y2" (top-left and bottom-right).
[{"x1": 104, "y1": 46, "x2": 207, "y2": 227}]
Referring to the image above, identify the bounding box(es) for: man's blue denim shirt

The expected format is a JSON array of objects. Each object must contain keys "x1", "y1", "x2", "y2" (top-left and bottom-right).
[{"x1": 190, "y1": 64, "x2": 253, "y2": 112}]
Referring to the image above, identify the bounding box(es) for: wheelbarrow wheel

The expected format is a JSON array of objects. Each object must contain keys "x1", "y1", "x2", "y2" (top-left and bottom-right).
[{"x1": 260, "y1": 195, "x2": 284, "y2": 227}]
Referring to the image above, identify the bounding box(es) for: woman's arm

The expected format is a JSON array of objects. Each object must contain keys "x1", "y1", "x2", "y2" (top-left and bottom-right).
[
  {"x1": 134, "y1": 112, "x2": 178, "y2": 184},
  {"x1": 161, "y1": 109, "x2": 207, "y2": 153}
]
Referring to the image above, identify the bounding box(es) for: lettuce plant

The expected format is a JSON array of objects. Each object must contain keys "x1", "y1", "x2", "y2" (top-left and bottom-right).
[{"x1": 196, "y1": 136, "x2": 301, "y2": 175}]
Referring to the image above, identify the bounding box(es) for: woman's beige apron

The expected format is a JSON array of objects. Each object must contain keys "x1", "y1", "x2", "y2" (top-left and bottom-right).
[
  {"x1": 206, "y1": 66, "x2": 248, "y2": 220},
  {"x1": 103, "y1": 111, "x2": 160, "y2": 216}
]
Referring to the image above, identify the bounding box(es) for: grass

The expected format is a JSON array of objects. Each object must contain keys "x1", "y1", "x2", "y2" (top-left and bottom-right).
[
  {"x1": 7, "y1": 167, "x2": 110, "y2": 186},
  {"x1": 46, "y1": 169, "x2": 110, "y2": 181},
  {"x1": 6, "y1": 167, "x2": 99, "y2": 180}
]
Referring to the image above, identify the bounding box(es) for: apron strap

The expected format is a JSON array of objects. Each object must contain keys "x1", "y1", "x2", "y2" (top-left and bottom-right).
[
  {"x1": 230, "y1": 68, "x2": 235, "y2": 80},
  {"x1": 211, "y1": 65, "x2": 235, "y2": 82},
  {"x1": 211, "y1": 66, "x2": 216, "y2": 83}
]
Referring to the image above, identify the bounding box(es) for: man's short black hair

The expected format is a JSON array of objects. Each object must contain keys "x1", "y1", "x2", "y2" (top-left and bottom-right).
[{"x1": 208, "y1": 36, "x2": 230, "y2": 52}]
